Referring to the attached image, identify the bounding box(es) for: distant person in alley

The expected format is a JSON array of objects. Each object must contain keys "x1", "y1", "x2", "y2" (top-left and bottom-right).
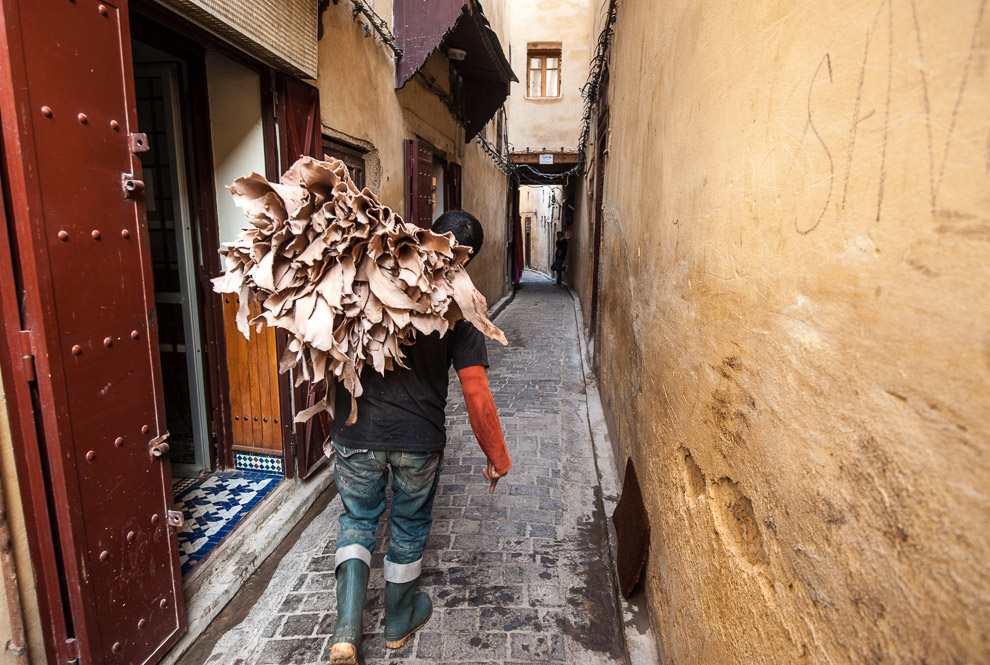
[
  {"x1": 328, "y1": 210, "x2": 513, "y2": 665},
  {"x1": 551, "y1": 231, "x2": 568, "y2": 285}
]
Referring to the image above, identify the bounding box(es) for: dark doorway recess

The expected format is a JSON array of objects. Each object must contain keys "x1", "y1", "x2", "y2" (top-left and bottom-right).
[{"x1": 132, "y1": 43, "x2": 213, "y2": 477}]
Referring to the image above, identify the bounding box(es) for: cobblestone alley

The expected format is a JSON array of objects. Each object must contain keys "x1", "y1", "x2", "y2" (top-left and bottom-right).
[{"x1": 185, "y1": 274, "x2": 635, "y2": 665}]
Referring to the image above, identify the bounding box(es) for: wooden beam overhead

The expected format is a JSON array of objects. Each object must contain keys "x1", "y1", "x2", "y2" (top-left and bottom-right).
[{"x1": 511, "y1": 152, "x2": 581, "y2": 164}]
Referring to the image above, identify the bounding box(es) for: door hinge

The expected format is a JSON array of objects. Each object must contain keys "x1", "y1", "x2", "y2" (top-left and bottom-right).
[
  {"x1": 18, "y1": 330, "x2": 35, "y2": 383},
  {"x1": 64, "y1": 637, "x2": 79, "y2": 662},
  {"x1": 121, "y1": 173, "x2": 145, "y2": 199}
]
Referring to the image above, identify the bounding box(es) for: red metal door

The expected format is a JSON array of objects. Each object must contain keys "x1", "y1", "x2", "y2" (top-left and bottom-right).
[{"x1": 0, "y1": 1, "x2": 185, "y2": 663}]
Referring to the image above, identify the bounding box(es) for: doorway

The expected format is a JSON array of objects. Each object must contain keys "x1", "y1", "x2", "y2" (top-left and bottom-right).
[
  {"x1": 129, "y1": 32, "x2": 284, "y2": 577},
  {"x1": 133, "y1": 53, "x2": 210, "y2": 478}
]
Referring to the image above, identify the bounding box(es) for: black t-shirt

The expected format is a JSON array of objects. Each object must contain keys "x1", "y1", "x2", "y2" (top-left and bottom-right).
[
  {"x1": 330, "y1": 320, "x2": 489, "y2": 451},
  {"x1": 554, "y1": 238, "x2": 568, "y2": 261}
]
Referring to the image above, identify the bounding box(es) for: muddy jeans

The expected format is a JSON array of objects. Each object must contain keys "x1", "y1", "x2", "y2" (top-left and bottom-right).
[{"x1": 333, "y1": 442, "x2": 443, "y2": 583}]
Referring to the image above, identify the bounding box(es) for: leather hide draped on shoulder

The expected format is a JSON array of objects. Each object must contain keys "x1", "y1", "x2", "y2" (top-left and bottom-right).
[{"x1": 212, "y1": 156, "x2": 507, "y2": 426}]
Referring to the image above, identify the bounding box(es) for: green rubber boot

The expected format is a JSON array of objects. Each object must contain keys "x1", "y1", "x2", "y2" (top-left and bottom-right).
[
  {"x1": 384, "y1": 579, "x2": 433, "y2": 649},
  {"x1": 329, "y1": 559, "x2": 370, "y2": 665}
]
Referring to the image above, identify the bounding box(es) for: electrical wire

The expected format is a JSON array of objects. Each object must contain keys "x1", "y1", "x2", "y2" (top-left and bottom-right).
[
  {"x1": 576, "y1": 0, "x2": 619, "y2": 175},
  {"x1": 475, "y1": 132, "x2": 513, "y2": 175},
  {"x1": 503, "y1": 0, "x2": 618, "y2": 184},
  {"x1": 348, "y1": 0, "x2": 402, "y2": 56},
  {"x1": 338, "y1": 0, "x2": 621, "y2": 184}
]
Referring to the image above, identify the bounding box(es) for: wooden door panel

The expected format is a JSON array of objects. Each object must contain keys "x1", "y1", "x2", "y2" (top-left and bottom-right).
[
  {"x1": 222, "y1": 297, "x2": 282, "y2": 452},
  {"x1": 0, "y1": 0, "x2": 185, "y2": 662},
  {"x1": 279, "y1": 76, "x2": 327, "y2": 478},
  {"x1": 404, "y1": 138, "x2": 434, "y2": 229}
]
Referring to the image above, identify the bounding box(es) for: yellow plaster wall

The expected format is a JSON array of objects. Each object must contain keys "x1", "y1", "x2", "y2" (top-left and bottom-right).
[
  {"x1": 506, "y1": 0, "x2": 595, "y2": 152},
  {"x1": 568, "y1": 174, "x2": 594, "y2": 325},
  {"x1": 461, "y1": 136, "x2": 511, "y2": 304},
  {"x1": 316, "y1": 0, "x2": 511, "y2": 306},
  {"x1": 481, "y1": 0, "x2": 510, "y2": 49},
  {"x1": 0, "y1": 379, "x2": 46, "y2": 664},
  {"x1": 574, "y1": 0, "x2": 990, "y2": 662}
]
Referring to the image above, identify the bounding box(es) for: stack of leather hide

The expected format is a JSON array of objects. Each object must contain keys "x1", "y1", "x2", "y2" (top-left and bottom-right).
[{"x1": 212, "y1": 156, "x2": 507, "y2": 425}]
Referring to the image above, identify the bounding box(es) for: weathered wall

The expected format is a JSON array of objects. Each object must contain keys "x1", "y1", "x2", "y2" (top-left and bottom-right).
[
  {"x1": 481, "y1": 0, "x2": 510, "y2": 51},
  {"x1": 462, "y1": 137, "x2": 511, "y2": 303},
  {"x1": 316, "y1": 0, "x2": 511, "y2": 306},
  {"x1": 569, "y1": 175, "x2": 594, "y2": 321},
  {"x1": 0, "y1": 380, "x2": 46, "y2": 664},
  {"x1": 505, "y1": 0, "x2": 594, "y2": 152},
  {"x1": 577, "y1": 0, "x2": 990, "y2": 662}
]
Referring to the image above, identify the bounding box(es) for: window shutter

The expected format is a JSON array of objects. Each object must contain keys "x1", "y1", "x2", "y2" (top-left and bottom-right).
[
  {"x1": 281, "y1": 75, "x2": 327, "y2": 480},
  {"x1": 404, "y1": 138, "x2": 434, "y2": 228},
  {"x1": 281, "y1": 76, "x2": 321, "y2": 160}
]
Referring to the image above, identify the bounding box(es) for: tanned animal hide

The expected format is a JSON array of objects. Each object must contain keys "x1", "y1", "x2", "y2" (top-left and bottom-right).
[{"x1": 212, "y1": 156, "x2": 507, "y2": 425}]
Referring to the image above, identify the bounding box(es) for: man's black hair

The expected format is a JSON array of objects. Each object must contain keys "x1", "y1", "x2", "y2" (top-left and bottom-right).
[{"x1": 433, "y1": 209, "x2": 484, "y2": 261}]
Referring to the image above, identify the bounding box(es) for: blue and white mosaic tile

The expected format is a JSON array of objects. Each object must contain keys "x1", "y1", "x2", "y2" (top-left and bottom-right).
[
  {"x1": 172, "y1": 471, "x2": 280, "y2": 576},
  {"x1": 171, "y1": 476, "x2": 197, "y2": 496},
  {"x1": 234, "y1": 452, "x2": 284, "y2": 475}
]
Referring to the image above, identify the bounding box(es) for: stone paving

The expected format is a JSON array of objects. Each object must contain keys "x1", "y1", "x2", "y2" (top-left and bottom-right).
[{"x1": 198, "y1": 273, "x2": 628, "y2": 664}]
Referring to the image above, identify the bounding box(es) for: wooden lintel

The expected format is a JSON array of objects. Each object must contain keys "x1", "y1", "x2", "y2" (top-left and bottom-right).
[{"x1": 511, "y1": 152, "x2": 581, "y2": 165}]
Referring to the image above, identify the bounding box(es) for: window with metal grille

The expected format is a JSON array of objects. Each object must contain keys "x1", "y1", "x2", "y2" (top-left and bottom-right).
[{"x1": 527, "y1": 43, "x2": 562, "y2": 98}]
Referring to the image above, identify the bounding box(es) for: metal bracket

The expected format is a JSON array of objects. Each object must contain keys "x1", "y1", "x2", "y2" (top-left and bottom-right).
[
  {"x1": 128, "y1": 132, "x2": 149, "y2": 153},
  {"x1": 18, "y1": 330, "x2": 35, "y2": 383},
  {"x1": 121, "y1": 173, "x2": 144, "y2": 199},
  {"x1": 166, "y1": 511, "x2": 184, "y2": 528}
]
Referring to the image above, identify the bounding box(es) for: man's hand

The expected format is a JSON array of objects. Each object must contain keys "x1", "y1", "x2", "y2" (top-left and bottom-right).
[{"x1": 482, "y1": 461, "x2": 506, "y2": 494}]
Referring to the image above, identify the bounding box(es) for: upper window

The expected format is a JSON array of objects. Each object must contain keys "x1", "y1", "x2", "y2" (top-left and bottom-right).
[{"x1": 527, "y1": 42, "x2": 562, "y2": 98}]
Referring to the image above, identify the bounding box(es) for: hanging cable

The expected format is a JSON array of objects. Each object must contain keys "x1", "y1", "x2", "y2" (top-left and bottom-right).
[
  {"x1": 575, "y1": 0, "x2": 619, "y2": 175},
  {"x1": 498, "y1": 1, "x2": 618, "y2": 185},
  {"x1": 474, "y1": 133, "x2": 513, "y2": 175},
  {"x1": 348, "y1": 0, "x2": 403, "y2": 56},
  {"x1": 415, "y1": 69, "x2": 466, "y2": 125}
]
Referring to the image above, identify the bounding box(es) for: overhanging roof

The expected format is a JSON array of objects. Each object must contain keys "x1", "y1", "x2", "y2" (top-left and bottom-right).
[{"x1": 394, "y1": 0, "x2": 517, "y2": 139}]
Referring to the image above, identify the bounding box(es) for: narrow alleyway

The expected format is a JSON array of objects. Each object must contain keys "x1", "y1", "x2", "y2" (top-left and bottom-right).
[{"x1": 188, "y1": 273, "x2": 629, "y2": 665}]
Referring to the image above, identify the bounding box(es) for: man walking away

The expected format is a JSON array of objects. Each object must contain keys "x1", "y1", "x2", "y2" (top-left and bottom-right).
[
  {"x1": 551, "y1": 231, "x2": 568, "y2": 285},
  {"x1": 329, "y1": 210, "x2": 512, "y2": 665}
]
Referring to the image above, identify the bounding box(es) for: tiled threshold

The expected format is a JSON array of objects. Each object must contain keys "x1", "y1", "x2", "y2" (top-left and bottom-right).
[
  {"x1": 160, "y1": 462, "x2": 334, "y2": 665},
  {"x1": 174, "y1": 470, "x2": 282, "y2": 575}
]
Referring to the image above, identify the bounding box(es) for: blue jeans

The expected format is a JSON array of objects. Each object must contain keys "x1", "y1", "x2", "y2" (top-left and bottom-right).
[{"x1": 333, "y1": 442, "x2": 443, "y2": 583}]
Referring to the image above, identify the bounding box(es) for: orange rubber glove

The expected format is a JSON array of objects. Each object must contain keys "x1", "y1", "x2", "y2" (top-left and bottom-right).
[{"x1": 457, "y1": 365, "x2": 511, "y2": 480}]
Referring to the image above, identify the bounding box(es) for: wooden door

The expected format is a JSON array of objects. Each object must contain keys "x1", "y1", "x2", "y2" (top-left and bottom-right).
[
  {"x1": 405, "y1": 138, "x2": 434, "y2": 229},
  {"x1": 223, "y1": 297, "x2": 283, "y2": 454},
  {"x1": 0, "y1": 0, "x2": 185, "y2": 663},
  {"x1": 445, "y1": 161, "x2": 462, "y2": 211},
  {"x1": 279, "y1": 75, "x2": 328, "y2": 479}
]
